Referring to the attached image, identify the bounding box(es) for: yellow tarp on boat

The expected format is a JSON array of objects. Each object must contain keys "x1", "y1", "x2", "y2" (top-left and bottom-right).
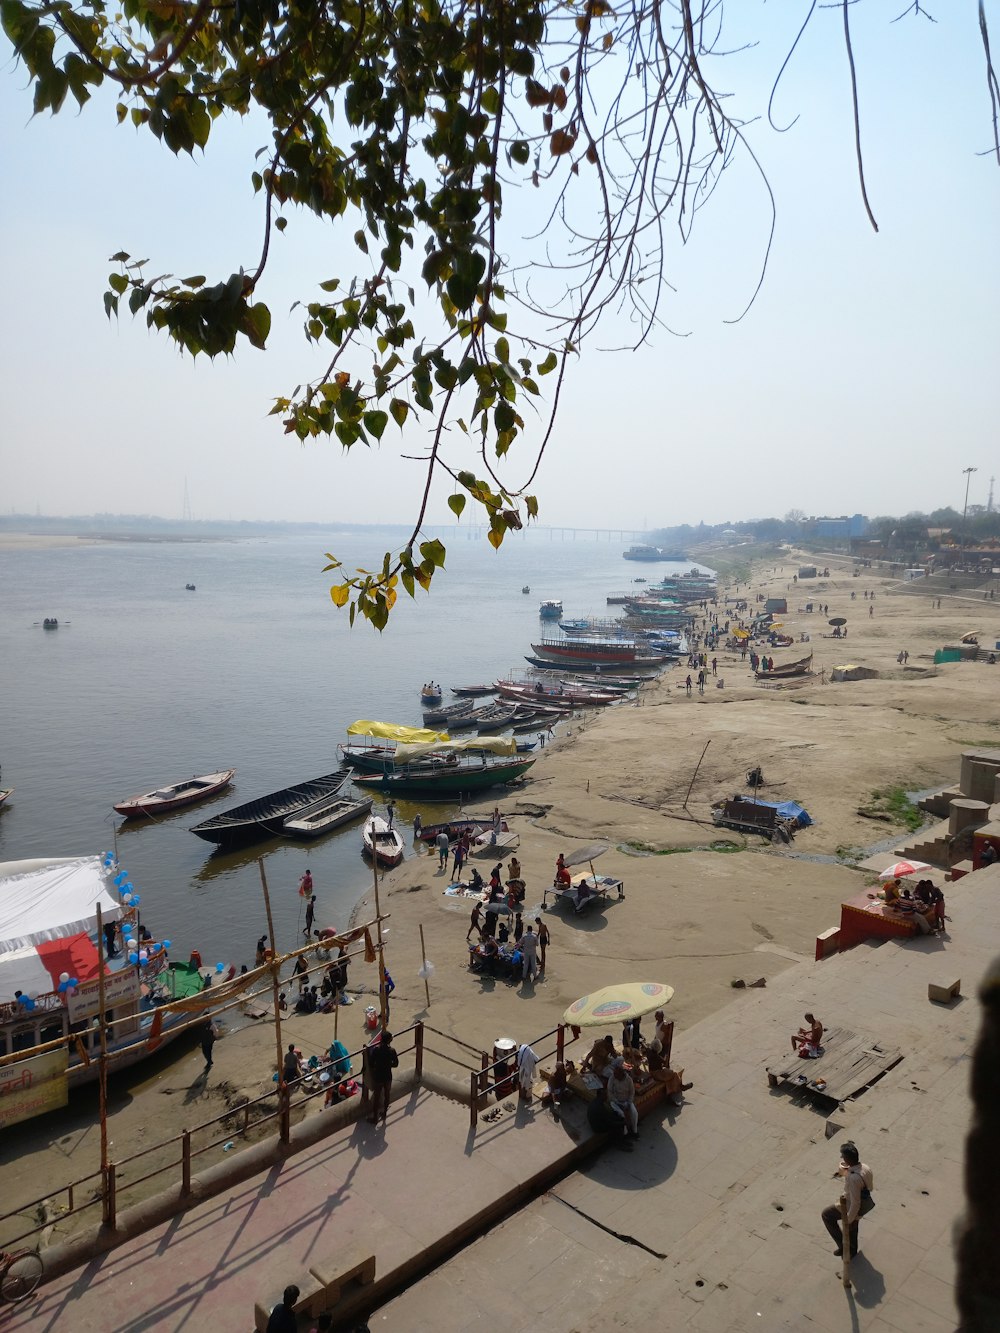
[{"x1": 347, "y1": 720, "x2": 450, "y2": 742}]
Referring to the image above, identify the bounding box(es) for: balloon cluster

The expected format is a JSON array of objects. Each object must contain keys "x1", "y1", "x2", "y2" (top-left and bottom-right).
[{"x1": 57, "y1": 971, "x2": 79, "y2": 994}]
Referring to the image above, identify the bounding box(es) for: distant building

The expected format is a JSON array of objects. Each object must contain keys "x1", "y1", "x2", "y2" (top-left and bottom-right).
[{"x1": 812, "y1": 514, "x2": 868, "y2": 539}]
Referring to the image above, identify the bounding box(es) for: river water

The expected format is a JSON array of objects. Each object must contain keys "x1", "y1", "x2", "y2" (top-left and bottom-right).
[{"x1": 1, "y1": 530, "x2": 696, "y2": 967}]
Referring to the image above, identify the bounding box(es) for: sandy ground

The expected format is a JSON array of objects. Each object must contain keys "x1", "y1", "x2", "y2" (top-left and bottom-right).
[
  {"x1": 0, "y1": 533, "x2": 105, "y2": 550},
  {"x1": 6, "y1": 549, "x2": 1000, "y2": 1244}
]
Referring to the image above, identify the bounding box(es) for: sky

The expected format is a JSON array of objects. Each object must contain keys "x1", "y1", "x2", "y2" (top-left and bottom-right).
[{"x1": 1, "y1": 2, "x2": 997, "y2": 531}]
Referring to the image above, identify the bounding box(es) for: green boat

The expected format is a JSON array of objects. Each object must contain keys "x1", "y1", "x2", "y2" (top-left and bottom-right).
[{"x1": 352, "y1": 755, "x2": 535, "y2": 797}]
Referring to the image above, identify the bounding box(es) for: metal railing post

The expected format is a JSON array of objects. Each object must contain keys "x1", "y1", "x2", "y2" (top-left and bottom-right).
[
  {"x1": 414, "y1": 1022, "x2": 424, "y2": 1079},
  {"x1": 556, "y1": 1023, "x2": 565, "y2": 1063},
  {"x1": 279, "y1": 1086, "x2": 291, "y2": 1144},
  {"x1": 469, "y1": 1071, "x2": 479, "y2": 1131},
  {"x1": 181, "y1": 1130, "x2": 191, "y2": 1196},
  {"x1": 360, "y1": 1049, "x2": 371, "y2": 1118},
  {"x1": 102, "y1": 1163, "x2": 117, "y2": 1231}
]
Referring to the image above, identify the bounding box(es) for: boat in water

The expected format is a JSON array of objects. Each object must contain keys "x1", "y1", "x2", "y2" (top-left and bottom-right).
[
  {"x1": 623, "y1": 545, "x2": 687, "y2": 562},
  {"x1": 420, "y1": 683, "x2": 443, "y2": 706},
  {"x1": 114, "y1": 768, "x2": 236, "y2": 819},
  {"x1": 0, "y1": 854, "x2": 204, "y2": 1108},
  {"x1": 283, "y1": 793, "x2": 373, "y2": 839},
  {"x1": 450, "y1": 684, "x2": 498, "y2": 698},
  {"x1": 539, "y1": 599, "x2": 564, "y2": 619},
  {"x1": 190, "y1": 772, "x2": 348, "y2": 849},
  {"x1": 362, "y1": 815, "x2": 405, "y2": 866},
  {"x1": 354, "y1": 754, "x2": 535, "y2": 798},
  {"x1": 0, "y1": 788, "x2": 12, "y2": 810}
]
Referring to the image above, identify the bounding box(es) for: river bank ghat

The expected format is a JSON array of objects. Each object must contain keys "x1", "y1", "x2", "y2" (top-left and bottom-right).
[{"x1": 4, "y1": 548, "x2": 999, "y2": 1267}]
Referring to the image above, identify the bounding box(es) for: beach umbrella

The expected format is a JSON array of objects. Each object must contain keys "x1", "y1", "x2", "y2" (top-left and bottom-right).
[
  {"x1": 563, "y1": 981, "x2": 674, "y2": 1028},
  {"x1": 878, "y1": 860, "x2": 933, "y2": 880},
  {"x1": 563, "y1": 843, "x2": 610, "y2": 868},
  {"x1": 484, "y1": 902, "x2": 513, "y2": 916},
  {"x1": 829, "y1": 617, "x2": 847, "y2": 627}
]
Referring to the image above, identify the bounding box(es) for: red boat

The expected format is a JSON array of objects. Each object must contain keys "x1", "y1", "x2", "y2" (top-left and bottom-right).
[{"x1": 114, "y1": 769, "x2": 236, "y2": 818}]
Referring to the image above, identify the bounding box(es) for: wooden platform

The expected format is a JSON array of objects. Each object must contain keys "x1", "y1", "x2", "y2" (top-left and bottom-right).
[{"x1": 763, "y1": 1025, "x2": 903, "y2": 1106}]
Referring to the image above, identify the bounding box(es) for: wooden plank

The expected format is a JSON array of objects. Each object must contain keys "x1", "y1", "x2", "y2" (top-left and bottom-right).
[{"x1": 764, "y1": 1027, "x2": 902, "y2": 1104}]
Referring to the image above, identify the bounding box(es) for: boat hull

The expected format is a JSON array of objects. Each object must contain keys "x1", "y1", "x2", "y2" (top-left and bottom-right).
[
  {"x1": 354, "y1": 759, "x2": 534, "y2": 797},
  {"x1": 114, "y1": 769, "x2": 236, "y2": 818},
  {"x1": 283, "y1": 796, "x2": 373, "y2": 839},
  {"x1": 190, "y1": 773, "x2": 348, "y2": 848}
]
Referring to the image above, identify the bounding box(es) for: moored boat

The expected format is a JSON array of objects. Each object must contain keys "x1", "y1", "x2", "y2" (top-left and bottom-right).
[
  {"x1": 283, "y1": 793, "x2": 373, "y2": 839},
  {"x1": 0, "y1": 854, "x2": 203, "y2": 1103},
  {"x1": 0, "y1": 788, "x2": 12, "y2": 809},
  {"x1": 114, "y1": 768, "x2": 236, "y2": 819},
  {"x1": 353, "y1": 755, "x2": 535, "y2": 797},
  {"x1": 190, "y1": 772, "x2": 349, "y2": 848},
  {"x1": 420, "y1": 683, "x2": 443, "y2": 706},
  {"x1": 362, "y1": 815, "x2": 405, "y2": 866},
  {"x1": 539, "y1": 599, "x2": 563, "y2": 619},
  {"x1": 417, "y1": 815, "x2": 510, "y2": 845},
  {"x1": 474, "y1": 703, "x2": 518, "y2": 732},
  {"x1": 421, "y1": 699, "x2": 476, "y2": 727},
  {"x1": 450, "y1": 684, "x2": 498, "y2": 697}
]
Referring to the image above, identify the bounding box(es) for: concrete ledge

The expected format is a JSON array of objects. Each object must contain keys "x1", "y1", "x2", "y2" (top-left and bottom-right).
[{"x1": 928, "y1": 978, "x2": 961, "y2": 1004}]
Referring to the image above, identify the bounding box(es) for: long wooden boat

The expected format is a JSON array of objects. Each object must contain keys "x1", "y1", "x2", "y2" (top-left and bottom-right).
[
  {"x1": 417, "y1": 816, "x2": 509, "y2": 845},
  {"x1": 451, "y1": 684, "x2": 498, "y2": 697},
  {"x1": 421, "y1": 699, "x2": 475, "y2": 727},
  {"x1": 340, "y1": 742, "x2": 398, "y2": 771},
  {"x1": 363, "y1": 815, "x2": 405, "y2": 866},
  {"x1": 532, "y1": 638, "x2": 641, "y2": 663},
  {"x1": 756, "y1": 653, "x2": 813, "y2": 680},
  {"x1": 0, "y1": 788, "x2": 12, "y2": 809},
  {"x1": 190, "y1": 772, "x2": 348, "y2": 848},
  {"x1": 283, "y1": 793, "x2": 373, "y2": 839},
  {"x1": 524, "y1": 655, "x2": 660, "y2": 680},
  {"x1": 474, "y1": 704, "x2": 518, "y2": 732},
  {"x1": 114, "y1": 768, "x2": 236, "y2": 819},
  {"x1": 495, "y1": 680, "x2": 618, "y2": 708},
  {"x1": 353, "y1": 756, "x2": 535, "y2": 797}
]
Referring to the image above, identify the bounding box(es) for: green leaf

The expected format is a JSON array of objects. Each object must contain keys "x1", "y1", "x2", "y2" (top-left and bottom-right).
[
  {"x1": 108, "y1": 273, "x2": 128, "y2": 295},
  {"x1": 419, "y1": 538, "x2": 447, "y2": 569},
  {"x1": 363, "y1": 410, "x2": 388, "y2": 440},
  {"x1": 275, "y1": 217, "x2": 287, "y2": 232},
  {"x1": 495, "y1": 336, "x2": 509, "y2": 364},
  {"x1": 389, "y1": 398, "x2": 409, "y2": 428},
  {"x1": 510, "y1": 140, "x2": 530, "y2": 165},
  {"x1": 243, "y1": 302, "x2": 271, "y2": 349},
  {"x1": 538, "y1": 351, "x2": 558, "y2": 375},
  {"x1": 448, "y1": 493, "x2": 466, "y2": 518}
]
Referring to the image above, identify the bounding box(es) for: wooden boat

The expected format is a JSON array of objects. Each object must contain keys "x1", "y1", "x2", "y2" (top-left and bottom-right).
[
  {"x1": 470, "y1": 828, "x2": 520, "y2": 857},
  {"x1": 524, "y1": 655, "x2": 661, "y2": 679},
  {"x1": 421, "y1": 699, "x2": 475, "y2": 727},
  {"x1": 417, "y1": 816, "x2": 509, "y2": 845},
  {"x1": 522, "y1": 585, "x2": 530, "y2": 594},
  {"x1": 450, "y1": 684, "x2": 498, "y2": 697},
  {"x1": 114, "y1": 768, "x2": 236, "y2": 819},
  {"x1": 539, "y1": 599, "x2": 563, "y2": 618},
  {"x1": 474, "y1": 703, "x2": 518, "y2": 732},
  {"x1": 283, "y1": 793, "x2": 373, "y2": 839},
  {"x1": 43, "y1": 617, "x2": 59, "y2": 629},
  {"x1": 362, "y1": 815, "x2": 405, "y2": 866},
  {"x1": 495, "y1": 679, "x2": 618, "y2": 708},
  {"x1": 339, "y1": 742, "x2": 398, "y2": 771},
  {"x1": 0, "y1": 787, "x2": 13, "y2": 809},
  {"x1": 353, "y1": 756, "x2": 535, "y2": 797},
  {"x1": 420, "y1": 683, "x2": 443, "y2": 706},
  {"x1": 756, "y1": 653, "x2": 813, "y2": 680},
  {"x1": 191, "y1": 772, "x2": 348, "y2": 848}
]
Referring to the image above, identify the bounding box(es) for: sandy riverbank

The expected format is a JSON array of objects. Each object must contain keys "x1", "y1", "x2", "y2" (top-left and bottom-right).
[
  {"x1": 6, "y1": 549, "x2": 1000, "y2": 1243},
  {"x1": 0, "y1": 533, "x2": 106, "y2": 550}
]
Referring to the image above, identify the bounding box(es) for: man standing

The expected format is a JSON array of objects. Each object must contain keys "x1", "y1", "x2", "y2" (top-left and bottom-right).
[
  {"x1": 368, "y1": 1030, "x2": 399, "y2": 1125},
  {"x1": 436, "y1": 829, "x2": 450, "y2": 869},
  {"x1": 200, "y1": 1018, "x2": 217, "y2": 1071},
  {"x1": 606, "y1": 1058, "x2": 639, "y2": 1138},
  {"x1": 534, "y1": 917, "x2": 550, "y2": 971},
  {"x1": 386, "y1": 800, "x2": 396, "y2": 830},
  {"x1": 520, "y1": 925, "x2": 539, "y2": 982},
  {"x1": 452, "y1": 838, "x2": 466, "y2": 880},
  {"x1": 265, "y1": 1285, "x2": 300, "y2": 1333},
  {"x1": 821, "y1": 1141, "x2": 874, "y2": 1258},
  {"x1": 516, "y1": 1042, "x2": 539, "y2": 1100},
  {"x1": 304, "y1": 894, "x2": 317, "y2": 936}
]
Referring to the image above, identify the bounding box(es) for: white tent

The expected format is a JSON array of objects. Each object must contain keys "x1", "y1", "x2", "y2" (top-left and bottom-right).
[{"x1": 0, "y1": 857, "x2": 120, "y2": 953}]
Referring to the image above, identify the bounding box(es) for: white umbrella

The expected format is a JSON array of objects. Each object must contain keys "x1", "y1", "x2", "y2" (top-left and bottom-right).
[{"x1": 878, "y1": 859, "x2": 933, "y2": 880}]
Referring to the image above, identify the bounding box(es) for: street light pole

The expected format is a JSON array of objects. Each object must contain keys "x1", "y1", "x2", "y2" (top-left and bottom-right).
[{"x1": 962, "y1": 466, "x2": 977, "y2": 556}]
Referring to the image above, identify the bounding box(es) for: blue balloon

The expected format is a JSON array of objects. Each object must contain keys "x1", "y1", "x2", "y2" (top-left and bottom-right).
[
  {"x1": 124, "y1": 882, "x2": 133, "y2": 892},
  {"x1": 215, "y1": 962, "x2": 224, "y2": 973},
  {"x1": 58, "y1": 981, "x2": 68, "y2": 993},
  {"x1": 162, "y1": 939, "x2": 172, "y2": 949},
  {"x1": 128, "y1": 952, "x2": 138, "y2": 964},
  {"x1": 114, "y1": 873, "x2": 126, "y2": 886},
  {"x1": 131, "y1": 895, "x2": 141, "y2": 906},
  {"x1": 69, "y1": 977, "x2": 78, "y2": 987}
]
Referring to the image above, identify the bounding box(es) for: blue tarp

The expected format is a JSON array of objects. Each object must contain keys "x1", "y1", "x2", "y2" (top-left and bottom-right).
[{"x1": 753, "y1": 800, "x2": 812, "y2": 828}]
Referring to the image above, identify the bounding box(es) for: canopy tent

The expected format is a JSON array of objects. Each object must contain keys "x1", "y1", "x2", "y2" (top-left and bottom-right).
[
  {"x1": 0, "y1": 932, "x2": 102, "y2": 1002},
  {"x1": 563, "y1": 981, "x2": 674, "y2": 1028},
  {"x1": 347, "y1": 720, "x2": 450, "y2": 743},
  {"x1": 0, "y1": 857, "x2": 121, "y2": 954},
  {"x1": 393, "y1": 737, "x2": 516, "y2": 763}
]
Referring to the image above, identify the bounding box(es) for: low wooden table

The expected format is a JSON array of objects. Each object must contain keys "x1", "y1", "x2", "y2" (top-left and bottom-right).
[
  {"x1": 764, "y1": 1026, "x2": 903, "y2": 1105},
  {"x1": 543, "y1": 873, "x2": 624, "y2": 913}
]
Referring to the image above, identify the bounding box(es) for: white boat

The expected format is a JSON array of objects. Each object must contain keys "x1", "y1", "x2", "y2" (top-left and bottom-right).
[
  {"x1": 362, "y1": 816, "x2": 405, "y2": 867},
  {"x1": 283, "y1": 793, "x2": 373, "y2": 839},
  {"x1": 0, "y1": 856, "x2": 202, "y2": 1120}
]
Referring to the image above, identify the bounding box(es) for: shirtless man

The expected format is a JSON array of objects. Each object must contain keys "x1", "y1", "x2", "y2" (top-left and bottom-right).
[{"x1": 791, "y1": 1012, "x2": 823, "y2": 1053}]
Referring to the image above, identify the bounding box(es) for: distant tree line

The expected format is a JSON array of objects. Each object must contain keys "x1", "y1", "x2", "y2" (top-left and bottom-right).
[{"x1": 652, "y1": 508, "x2": 1000, "y2": 553}]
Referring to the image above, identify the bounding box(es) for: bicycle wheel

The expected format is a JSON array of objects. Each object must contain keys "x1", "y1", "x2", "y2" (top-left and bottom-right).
[{"x1": 1, "y1": 1250, "x2": 43, "y2": 1302}]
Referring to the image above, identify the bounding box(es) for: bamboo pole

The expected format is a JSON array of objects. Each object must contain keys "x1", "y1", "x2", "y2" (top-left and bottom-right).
[
  {"x1": 419, "y1": 923, "x2": 431, "y2": 1009},
  {"x1": 257, "y1": 860, "x2": 287, "y2": 1138},
  {"x1": 682, "y1": 739, "x2": 711, "y2": 812},
  {"x1": 371, "y1": 837, "x2": 389, "y2": 1028},
  {"x1": 840, "y1": 1197, "x2": 852, "y2": 1289},
  {"x1": 96, "y1": 904, "x2": 112, "y2": 1227}
]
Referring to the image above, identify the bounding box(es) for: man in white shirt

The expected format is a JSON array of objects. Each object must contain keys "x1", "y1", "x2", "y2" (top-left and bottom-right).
[
  {"x1": 821, "y1": 1141, "x2": 874, "y2": 1258},
  {"x1": 606, "y1": 1058, "x2": 639, "y2": 1138},
  {"x1": 519, "y1": 925, "x2": 539, "y2": 981}
]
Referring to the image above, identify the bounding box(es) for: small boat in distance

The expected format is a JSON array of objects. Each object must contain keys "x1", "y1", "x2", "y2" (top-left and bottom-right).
[
  {"x1": 420, "y1": 682, "x2": 443, "y2": 706},
  {"x1": 451, "y1": 684, "x2": 497, "y2": 697},
  {"x1": 191, "y1": 772, "x2": 348, "y2": 849},
  {"x1": 43, "y1": 617, "x2": 59, "y2": 629},
  {"x1": 522, "y1": 585, "x2": 530, "y2": 594},
  {"x1": 115, "y1": 769, "x2": 236, "y2": 819},
  {"x1": 283, "y1": 793, "x2": 373, "y2": 839},
  {"x1": 185, "y1": 583, "x2": 196, "y2": 591},
  {"x1": 363, "y1": 815, "x2": 405, "y2": 866},
  {"x1": 539, "y1": 599, "x2": 563, "y2": 619}
]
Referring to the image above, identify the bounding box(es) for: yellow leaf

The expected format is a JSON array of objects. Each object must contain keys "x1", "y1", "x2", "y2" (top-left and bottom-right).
[
  {"x1": 488, "y1": 528, "x2": 504, "y2": 550},
  {"x1": 330, "y1": 583, "x2": 351, "y2": 607}
]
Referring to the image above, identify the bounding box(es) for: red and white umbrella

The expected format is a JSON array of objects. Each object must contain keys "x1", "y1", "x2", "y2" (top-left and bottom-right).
[{"x1": 878, "y1": 860, "x2": 933, "y2": 880}]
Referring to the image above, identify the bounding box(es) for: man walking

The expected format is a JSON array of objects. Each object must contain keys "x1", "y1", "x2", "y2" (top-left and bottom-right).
[
  {"x1": 200, "y1": 1018, "x2": 217, "y2": 1071},
  {"x1": 519, "y1": 924, "x2": 539, "y2": 982},
  {"x1": 821, "y1": 1141, "x2": 874, "y2": 1258},
  {"x1": 436, "y1": 829, "x2": 450, "y2": 869},
  {"x1": 467, "y1": 902, "x2": 483, "y2": 942}
]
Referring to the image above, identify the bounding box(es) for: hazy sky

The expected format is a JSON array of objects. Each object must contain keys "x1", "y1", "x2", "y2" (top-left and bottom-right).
[{"x1": 1, "y1": 3, "x2": 997, "y2": 530}]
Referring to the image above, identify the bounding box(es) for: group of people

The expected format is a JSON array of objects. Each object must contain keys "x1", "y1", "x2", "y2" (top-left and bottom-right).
[
  {"x1": 881, "y1": 877, "x2": 945, "y2": 933},
  {"x1": 579, "y1": 1009, "x2": 691, "y2": 1143}
]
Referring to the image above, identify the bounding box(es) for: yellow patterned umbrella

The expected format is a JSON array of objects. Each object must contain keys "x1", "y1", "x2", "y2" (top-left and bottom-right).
[{"x1": 563, "y1": 981, "x2": 674, "y2": 1028}]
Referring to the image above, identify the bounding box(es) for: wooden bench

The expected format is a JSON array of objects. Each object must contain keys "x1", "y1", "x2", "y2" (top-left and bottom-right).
[
  {"x1": 928, "y1": 978, "x2": 961, "y2": 1004},
  {"x1": 764, "y1": 1026, "x2": 903, "y2": 1105},
  {"x1": 253, "y1": 1252, "x2": 376, "y2": 1329}
]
